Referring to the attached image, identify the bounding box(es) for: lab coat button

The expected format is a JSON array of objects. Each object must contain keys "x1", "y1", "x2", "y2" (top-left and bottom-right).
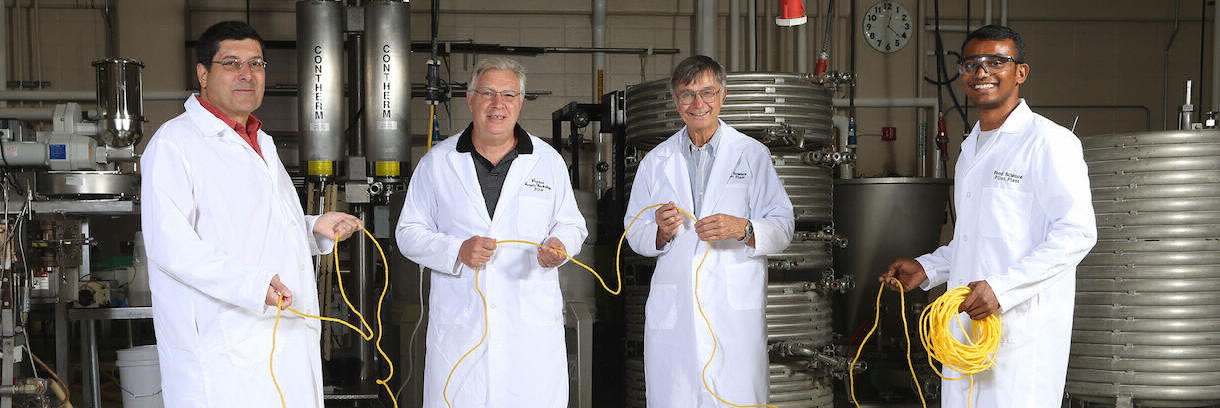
[
  {"x1": 963, "y1": 235, "x2": 969, "y2": 242},
  {"x1": 966, "y1": 192, "x2": 972, "y2": 198},
  {"x1": 490, "y1": 304, "x2": 497, "y2": 309}
]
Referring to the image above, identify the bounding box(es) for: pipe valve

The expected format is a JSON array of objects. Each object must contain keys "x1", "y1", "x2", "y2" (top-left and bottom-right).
[
  {"x1": 801, "y1": 148, "x2": 857, "y2": 168},
  {"x1": 820, "y1": 269, "x2": 854, "y2": 294},
  {"x1": 772, "y1": 341, "x2": 863, "y2": 379}
]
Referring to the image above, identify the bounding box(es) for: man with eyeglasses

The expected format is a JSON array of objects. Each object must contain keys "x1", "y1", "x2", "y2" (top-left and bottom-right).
[
  {"x1": 880, "y1": 25, "x2": 1096, "y2": 407},
  {"x1": 141, "y1": 20, "x2": 362, "y2": 407},
  {"x1": 624, "y1": 55, "x2": 794, "y2": 407},
  {"x1": 396, "y1": 57, "x2": 587, "y2": 407}
]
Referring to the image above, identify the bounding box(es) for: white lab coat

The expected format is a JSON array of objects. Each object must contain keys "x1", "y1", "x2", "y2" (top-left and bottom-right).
[
  {"x1": 915, "y1": 100, "x2": 1097, "y2": 407},
  {"x1": 624, "y1": 121, "x2": 794, "y2": 407},
  {"x1": 395, "y1": 129, "x2": 588, "y2": 408},
  {"x1": 141, "y1": 95, "x2": 333, "y2": 408}
]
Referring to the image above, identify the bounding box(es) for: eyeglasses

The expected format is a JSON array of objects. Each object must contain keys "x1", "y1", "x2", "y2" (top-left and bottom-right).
[
  {"x1": 957, "y1": 54, "x2": 1021, "y2": 76},
  {"x1": 473, "y1": 88, "x2": 521, "y2": 102},
  {"x1": 211, "y1": 58, "x2": 268, "y2": 72},
  {"x1": 674, "y1": 88, "x2": 722, "y2": 105}
]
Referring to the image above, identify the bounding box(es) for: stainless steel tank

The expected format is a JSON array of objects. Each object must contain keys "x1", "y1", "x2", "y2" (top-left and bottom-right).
[
  {"x1": 1069, "y1": 130, "x2": 1220, "y2": 407},
  {"x1": 296, "y1": 0, "x2": 345, "y2": 178},
  {"x1": 831, "y1": 178, "x2": 951, "y2": 340},
  {"x1": 92, "y1": 58, "x2": 144, "y2": 148},
  {"x1": 363, "y1": 0, "x2": 411, "y2": 182},
  {"x1": 770, "y1": 362, "x2": 834, "y2": 408},
  {"x1": 624, "y1": 73, "x2": 834, "y2": 151},
  {"x1": 774, "y1": 154, "x2": 834, "y2": 227}
]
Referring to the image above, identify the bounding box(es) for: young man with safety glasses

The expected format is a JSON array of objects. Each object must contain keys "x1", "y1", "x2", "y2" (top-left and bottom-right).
[{"x1": 880, "y1": 25, "x2": 1097, "y2": 408}]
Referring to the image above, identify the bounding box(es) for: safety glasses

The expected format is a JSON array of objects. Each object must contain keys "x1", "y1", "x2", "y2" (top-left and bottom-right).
[{"x1": 957, "y1": 54, "x2": 1022, "y2": 76}]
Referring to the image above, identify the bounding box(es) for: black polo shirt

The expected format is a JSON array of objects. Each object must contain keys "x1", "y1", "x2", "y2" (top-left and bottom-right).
[{"x1": 455, "y1": 122, "x2": 534, "y2": 217}]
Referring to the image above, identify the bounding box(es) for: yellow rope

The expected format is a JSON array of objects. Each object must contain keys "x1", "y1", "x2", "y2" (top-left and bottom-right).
[
  {"x1": 271, "y1": 228, "x2": 398, "y2": 408},
  {"x1": 849, "y1": 283, "x2": 1001, "y2": 408},
  {"x1": 849, "y1": 282, "x2": 925, "y2": 407},
  {"x1": 442, "y1": 203, "x2": 774, "y2": 407},
  {"x1": 920, "y1": 286, "x2": 1001, "y2": 407}
]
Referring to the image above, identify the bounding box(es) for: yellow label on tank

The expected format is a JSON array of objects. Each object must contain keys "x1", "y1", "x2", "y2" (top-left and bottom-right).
[
  {"x1": 307, "y1": 161, "x2": 334, "y2": 176},
  {"x1": 374, "y1": 161, "x2": 400, "y2": 177}
]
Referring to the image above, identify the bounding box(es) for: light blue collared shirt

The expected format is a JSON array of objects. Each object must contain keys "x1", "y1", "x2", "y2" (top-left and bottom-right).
[{"x1": 680, "y1": 125, "x2": 723, "y2": 215}]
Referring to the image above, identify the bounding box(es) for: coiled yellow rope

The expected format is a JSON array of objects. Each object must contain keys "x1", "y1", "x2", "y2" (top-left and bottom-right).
[
  {"x1": 272, "y1": 228, "x2": 398, "y2": 408},
  {"x1": 443, "y1": 203, "x2": 776, "y2": 408},
  {"x1": 919, "y1": 286, "x2": 1001, "y2": 407},
  {"x1": 849, "y1": 283, "x2": 1001, "y2": 408}
]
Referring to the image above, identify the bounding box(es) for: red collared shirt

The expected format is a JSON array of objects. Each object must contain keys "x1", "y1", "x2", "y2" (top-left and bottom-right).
[{"x1": 197, "y1": 96, "x2": 263, "y2": 158}]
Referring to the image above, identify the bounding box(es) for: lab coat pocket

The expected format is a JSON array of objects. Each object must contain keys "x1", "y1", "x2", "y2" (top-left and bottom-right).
[
  {"x1": 518, "y1": 196, "x2": 552, "y2": 242},
  {"x1": 725, "y1": 264, "x2": 765, "y2": 310},
  {"x1": 520, "y1": 280, "x2": 562, "y2": 326},
  {"x1": 645, "y1": 284, "x2": 678, "y2": 329},
  {"x1": 431, "y1": 275, "x2": 474, "y2": 325},
  {"x1": 980, "y1": 188, "x2": 1033, "y2": 241}
]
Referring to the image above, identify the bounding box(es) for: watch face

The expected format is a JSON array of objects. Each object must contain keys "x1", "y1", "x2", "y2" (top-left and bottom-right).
[{"x1": 863, "y1": 1, "x2": 912, "y2": 53}]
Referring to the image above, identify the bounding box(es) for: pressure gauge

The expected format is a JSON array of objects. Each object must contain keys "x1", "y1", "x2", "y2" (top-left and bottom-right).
[{"x1": 863, "y1": 1, "x2": 913, "y2": 53}]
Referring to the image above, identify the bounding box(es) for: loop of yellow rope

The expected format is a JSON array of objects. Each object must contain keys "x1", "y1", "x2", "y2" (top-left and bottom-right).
[
  {"x1": 272, "y1": 228, "x2": 398, "y2": 408},
  {"x1": 920, "y1": 286, "x2": 1000, "y2": 407},
  {"x1": 849, "y1": 283, "x2": 1001, "y2": 408}
]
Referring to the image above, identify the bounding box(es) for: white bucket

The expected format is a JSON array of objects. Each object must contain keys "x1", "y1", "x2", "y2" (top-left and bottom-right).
[{"x1": 116, "y1": 345, "x2": 163, "y2": 408}]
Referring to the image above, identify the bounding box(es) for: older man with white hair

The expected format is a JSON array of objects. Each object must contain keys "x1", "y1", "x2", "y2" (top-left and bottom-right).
[{"x1": 395, "y1": 57, "x2": 588, "y2": 408}]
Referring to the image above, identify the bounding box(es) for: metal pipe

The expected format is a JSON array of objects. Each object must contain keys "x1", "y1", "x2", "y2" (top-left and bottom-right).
[
  {"x1": 730, "y1": 0, "x2": 741, "y2": 70},
  {"x1": 921, "y1": 24, "x2": 972, "y2": 32},
  {"x1": 695, "y1": 0, "x2": 718, "y2": 58},
  {"x1": 10, "y1": 0, "x2": 104, "y2": 8},
  {"x1": 14, "y1": 0, "x2": 24, "y2": 82},
  {"x1": 834, "y1": 114, "x2": 853, "y2": 179},
  {"x1": 1, "y1": 0, "x2": 8, "y2": 107},
  {"x1": 833, "y1": 97, "x2": 939, "y2": 110},
  {"x1": 33, "y1": 0, "x2": 40, "y2": 83},
  {"x1": 797, "y1": 23, "x2": 808, "y2": 72},
  {"x1": 593, "y1": 0, "x2": 607, "y2": 196},
  {"x1": 1163, "y1": 0, "x2": 1181, "y2": 130},
  {"x1": 1181, "y1": 79, "x2": 1194, "y2": 130},
  {"x1": 0, "y1": 90, "x2": 190, "y2": 101},
  {"x1": 351, "y1": 206, "x2": 372, "y2": 383},
  {"x1": 593, "y1": 0, "x2": 605, "y2": 97},
  {"x1": 748, "y1": 0, "x2": 757, "y2": 70},
  {"x1": 985, "y1": 0, "x2": 992, "y2": 25},
  {"x1": 0, "y1": 108, "x2": 54, "y2": 120},
  {"x1": 102, "y1": 0, "x2": 114, "y2": 58},
  {"x1": 1000, "y1": 0, "x2": 1007, "y2": 26},
  {"x1": 1212, "y1": 0, "x2": 1219, "y2": 112}
]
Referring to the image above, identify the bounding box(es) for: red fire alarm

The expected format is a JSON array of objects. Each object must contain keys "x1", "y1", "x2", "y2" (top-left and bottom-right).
[{"x1": 882, "y1": 126, "x2": 897, "y2": 141}]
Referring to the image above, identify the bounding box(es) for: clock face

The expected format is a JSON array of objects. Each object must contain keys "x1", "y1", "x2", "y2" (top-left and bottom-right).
[{"x1": 863, "y1": 1, "x2": 913, "y2": 53}]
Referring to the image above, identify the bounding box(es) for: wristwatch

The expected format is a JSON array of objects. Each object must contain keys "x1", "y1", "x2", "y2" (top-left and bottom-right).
[{"x1": 739, "y1": 220, "x2": 754, "y2": 242}]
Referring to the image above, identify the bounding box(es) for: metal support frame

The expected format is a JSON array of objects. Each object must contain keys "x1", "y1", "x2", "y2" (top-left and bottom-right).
[{"x1": 551, "y1": 101, "x2": 609, "y2": 190}]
